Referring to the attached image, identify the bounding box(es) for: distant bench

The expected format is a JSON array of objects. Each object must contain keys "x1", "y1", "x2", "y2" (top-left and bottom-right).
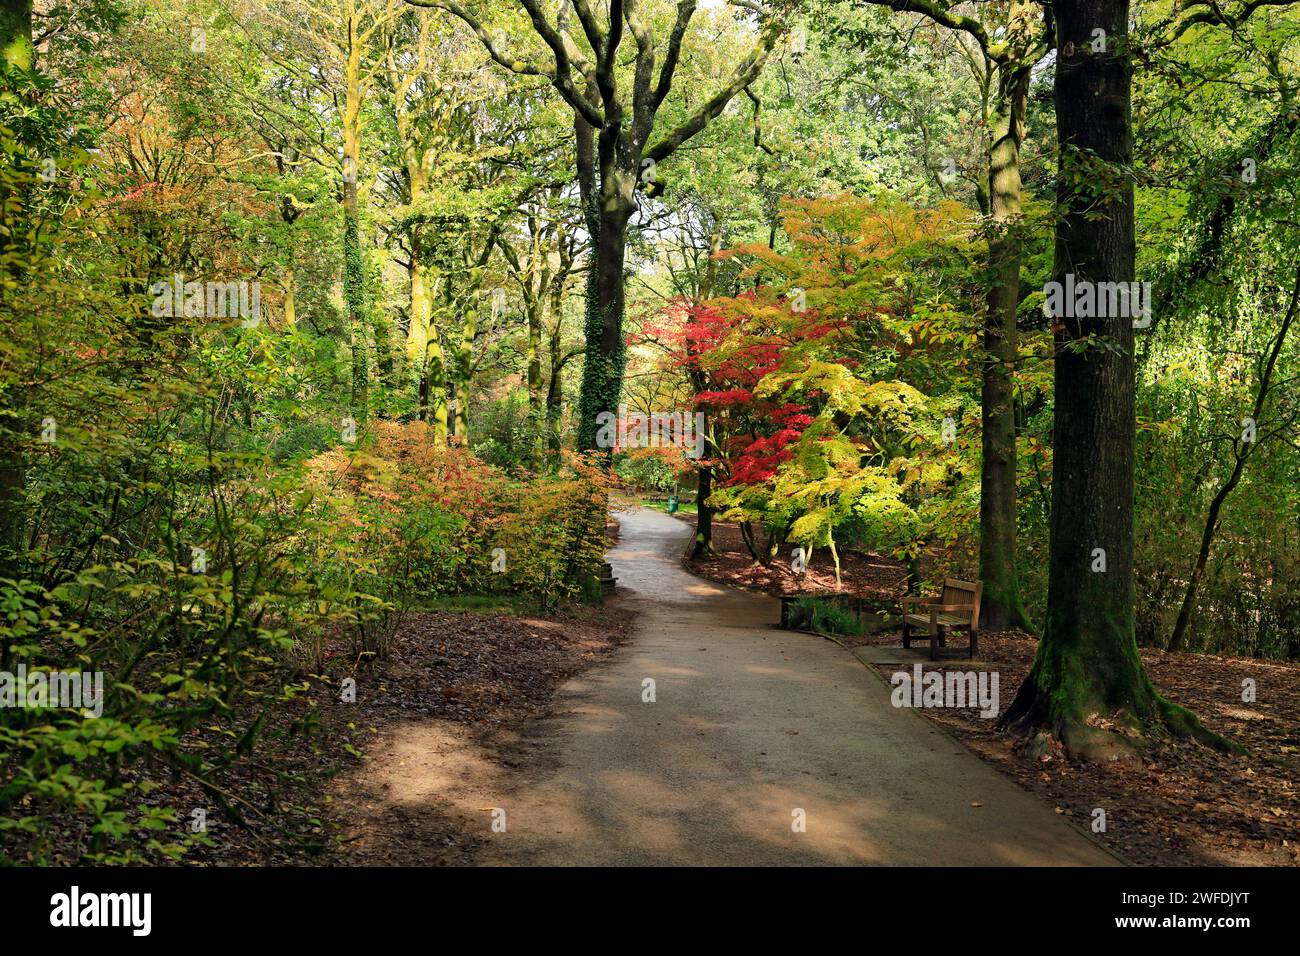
[{"x1": 901, "y1": 578, "x2": 982, "y2": 660}]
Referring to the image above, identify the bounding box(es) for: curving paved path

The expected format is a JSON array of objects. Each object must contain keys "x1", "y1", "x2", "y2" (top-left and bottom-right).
[{"x1": 481, "y1": 507, "x2": 1118, "y2": 866}]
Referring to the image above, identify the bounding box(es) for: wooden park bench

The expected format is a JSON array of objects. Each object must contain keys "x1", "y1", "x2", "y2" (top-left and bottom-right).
[{"x1": 901, "y1": 579, "x2": 982, "y2": 660}]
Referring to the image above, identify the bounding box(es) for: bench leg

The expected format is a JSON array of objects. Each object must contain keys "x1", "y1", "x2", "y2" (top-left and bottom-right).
[
  {"x1": 970, "y1": 628, "x2": 979, "y2": 660},
  {"x1": 930, "y1": 626, "x2": 945, "y2": 661},
  {"x1": 902, "y1": 620, "x2": 911, "y2": 649}
]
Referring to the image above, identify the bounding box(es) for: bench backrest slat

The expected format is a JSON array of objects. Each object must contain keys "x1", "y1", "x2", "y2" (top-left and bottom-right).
[{"x1": 940, "y1": 579, "x2": 983, "y2": 626}]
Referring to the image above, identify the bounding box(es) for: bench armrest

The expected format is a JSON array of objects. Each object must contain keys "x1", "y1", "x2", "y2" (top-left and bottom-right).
[
  {"x1": 926, "y1": 603, "x2": 974, "y2": 613},
  {"x1": 899, "y1": 595, "x2": 933, "y2": 607}
]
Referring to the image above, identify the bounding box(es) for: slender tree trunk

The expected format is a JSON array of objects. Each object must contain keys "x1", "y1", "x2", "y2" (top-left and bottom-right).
[
  {"x1": 453, "y1": 301, "x2": 476, "y2": 441},
  {"x1": 527, "y1": 296, "x2": 544, "y2": 468},
  {"x1": 979, "y1": 57, "x2": 1034, "y2": 632},
  {"x1": 691, "y1": 462, "x2": 713, "y2": 558},
  {"x1": 544, "y1": 257, "x2": 569, "y2": 465},
  {"x1": 282, "y1": 267, "x2": 296, "y2": 326},
  {"x1": 408, "y1": 235, "x2": 448, "y2": 444},
  {"x1": 689, "y1": 216, "x2": 722, "y2": 559},
  {"x1": 372, "y1": 305, "x2": 395, "y2": 388},
  {"x1": 1167, "y1": 266, "x2": 1300, "y2": 651},
  {"x1": 342, "y1": 6, "x2": 368, "y2": 419},
  {"x1": 1002, "y1": 0, "x2": 1229, "y2": 754},
  {"x1": 545, "y1": 359, "x2": 564, "y2": 460},
  {"x1": 0, "y1": 0, "x2": 33, "y2": 581}
]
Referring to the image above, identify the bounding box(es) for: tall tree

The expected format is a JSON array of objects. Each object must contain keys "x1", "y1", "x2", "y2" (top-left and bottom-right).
[
  {"x1": 381, "y1": 9, "x2": 466, "y2": 441},
  {"x1": 497, "y1": 187, "x2": 581, "y2": 467},
  {"x1": 411, "y1": 0, "x2": 789, "y2": 450},
  {"x1": 1001, "y1": 0, "x2": 1230, "y2": 753},
  {"x1": 859, "y1": 0, "x2": 1051, "y2": 630},
  {"x1": 253, "y1": 0, "x2": 405, "y2": 418}
]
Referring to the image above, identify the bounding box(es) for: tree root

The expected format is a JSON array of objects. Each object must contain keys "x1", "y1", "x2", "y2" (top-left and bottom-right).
[{"x1": 1157, "y1": 695, "x2": 1246, "y2": 754}]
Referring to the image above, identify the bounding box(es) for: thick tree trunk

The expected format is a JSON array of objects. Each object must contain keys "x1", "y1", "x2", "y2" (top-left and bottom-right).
[
  {"x1": 576, "y1": 121, "x2": 634, "y2": 451},
  {"x1": 1002, "y1": 0, "x2": 1228, "y2": 754},
  {"x1": 979, "y1": 60, "x2": 1034, "y2": 632},
  {"x1": 577, "y1": 196, "x2": 632, "y2": 451}
]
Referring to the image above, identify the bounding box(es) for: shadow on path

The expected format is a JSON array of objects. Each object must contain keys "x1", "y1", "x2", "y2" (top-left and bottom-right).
[{"x1": 474, "y1": 507, "x2": 1118, "y2": 866}]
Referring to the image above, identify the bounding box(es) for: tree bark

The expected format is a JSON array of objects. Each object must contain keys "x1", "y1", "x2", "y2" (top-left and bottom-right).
[
  {"x1": 527, "y1": 294, "x2": 545, "y2": 467},
  {"x1": 282, "y1": 266, "x2": 296, "y2": 326},
  {"x1": 452, "y1": 300, "x2": 476, "y2": 441},
  {"x1": 408, "y1": 231, "x2": 448, "y2": 443},
  {"x1": 577, "y1": 165, "x2": 633, "y2": 450}
]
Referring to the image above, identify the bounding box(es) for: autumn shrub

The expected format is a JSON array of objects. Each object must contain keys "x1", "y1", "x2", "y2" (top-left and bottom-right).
[
  {"x1": 497, "y1": 453, "x2": 613, "y2": 606},
  {"x1": 306, "y1": 425, "x2": 611, "y2": 612},
  {"x1": 0, "y1": 132, "x2": 536, "y2": 862}
]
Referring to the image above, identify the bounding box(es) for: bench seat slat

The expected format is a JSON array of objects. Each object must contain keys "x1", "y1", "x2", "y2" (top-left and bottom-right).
[{"x1": 903, "y1": 612, "x2": 970, "y2": 629}]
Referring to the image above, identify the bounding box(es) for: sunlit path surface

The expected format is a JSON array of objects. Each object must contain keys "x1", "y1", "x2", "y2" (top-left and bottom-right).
[{"x1": 480, "y1": 507, "x2": 1118, "y2": 866}]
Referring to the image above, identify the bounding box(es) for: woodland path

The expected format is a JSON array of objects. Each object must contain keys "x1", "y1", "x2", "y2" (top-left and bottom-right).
[{"x1": 472, "y1": 506, "x2": 1118, "y2": 866}]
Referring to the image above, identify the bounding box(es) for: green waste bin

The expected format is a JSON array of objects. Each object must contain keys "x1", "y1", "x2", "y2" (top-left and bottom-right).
[{"x1": 666, "y1": 495, "x2": 678, "y2": 513}]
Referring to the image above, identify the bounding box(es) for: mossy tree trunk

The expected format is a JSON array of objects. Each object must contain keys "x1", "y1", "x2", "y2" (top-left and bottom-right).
[
  {"x1": 1001, "y1": 0, "x2": 1231, "y2": 755},
  {"x1": 577, "y1": 180, "x2": 632, "y2": 452},
  {"x1": 979, "y1": 31, "x2": 1035, "y2": 632}
]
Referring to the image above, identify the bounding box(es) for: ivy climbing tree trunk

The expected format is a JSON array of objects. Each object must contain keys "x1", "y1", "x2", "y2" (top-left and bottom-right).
[
  {"x1": 580, "y1": 186, "x2": 633, "y2": 450},
  {"x1": 414, "y1": 0, "x2": 786, "y2": 453},
  {"x1": 1001, "y1": 0, "x2": 1231, "y2": 756}
]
